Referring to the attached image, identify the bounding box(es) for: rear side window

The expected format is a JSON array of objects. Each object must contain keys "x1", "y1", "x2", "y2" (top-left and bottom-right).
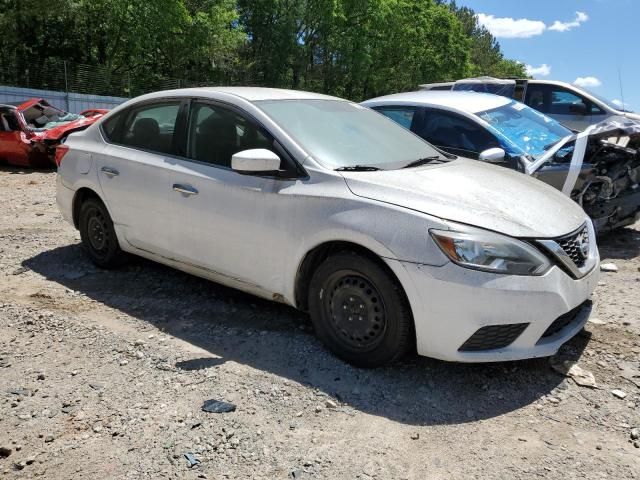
[
  {"x1": 118, "y1": 103, "x2": 181, "y2": 155},
  {"x1": 186, "y1": 102, "x2": 273, "y2": 168}
]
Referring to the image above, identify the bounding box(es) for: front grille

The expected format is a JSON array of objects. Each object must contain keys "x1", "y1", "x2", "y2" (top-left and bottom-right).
[
  {"x1": 458, "y1": 323, "x2": 529, "y2": 352},
  {"x1": 537, "y1": 223, "x2": 592, "y2": 279},
  {"x1": 557, "y1": 225, "x2": 589, "y2": 268},
  {"x1": 539, "y1": 300, "x2": 592, "y2": 340}
]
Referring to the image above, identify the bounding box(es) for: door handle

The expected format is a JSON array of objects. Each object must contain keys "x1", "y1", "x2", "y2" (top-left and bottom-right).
[
  {"x1": 101, "y1": 166, "x2": 119, "y2": 177},
  {"x1": 172, "y1": 184, "x2": 198, "y2": 196}
]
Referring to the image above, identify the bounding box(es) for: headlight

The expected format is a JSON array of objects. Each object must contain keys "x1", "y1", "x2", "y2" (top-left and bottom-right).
[{"x1": 430, "y1": 228, "x2": 551, "y2": 276}]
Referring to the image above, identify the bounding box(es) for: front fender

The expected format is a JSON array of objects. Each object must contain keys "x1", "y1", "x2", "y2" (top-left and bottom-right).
[{"x1": 281, "y1": 199, "x2": 451, "y2": 304}]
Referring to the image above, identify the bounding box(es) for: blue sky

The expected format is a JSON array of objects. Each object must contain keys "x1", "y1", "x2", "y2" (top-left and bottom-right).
[{"x1": 458, "y1": 0, "x2": 639, "y2": 111}]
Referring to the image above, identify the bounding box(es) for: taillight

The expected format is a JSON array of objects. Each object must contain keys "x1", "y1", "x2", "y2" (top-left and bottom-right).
[{"x1": 55, "y1": 144, "x2": 70, "y2": 167}]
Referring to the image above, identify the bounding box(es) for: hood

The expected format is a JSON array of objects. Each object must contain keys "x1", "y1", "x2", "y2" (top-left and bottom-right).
[
  {"x1": 341, "y1": 159, "x2": 586, "y2": 238},
  {"x1": 623, "y1": 111, "x2": 640, "y2": 122},
  {"x1": 33, "y1": 115, "x2": 101, "y2": 141},
  {"x1": 16, "y1": 98, "x2": 104, "y2": 142}
]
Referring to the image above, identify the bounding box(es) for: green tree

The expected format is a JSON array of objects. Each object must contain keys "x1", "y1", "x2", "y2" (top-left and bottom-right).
[{"x1": 0, "y1": 0, "x2": 525, "y2": 99}]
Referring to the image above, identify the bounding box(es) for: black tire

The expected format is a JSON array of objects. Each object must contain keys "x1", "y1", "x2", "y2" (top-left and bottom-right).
[
  {"x1": 78, "y1": 197, "x2": 125, "y2": 269},
  {"x1": 308, "y1": 251, "x2": 414, "y2": 368}
]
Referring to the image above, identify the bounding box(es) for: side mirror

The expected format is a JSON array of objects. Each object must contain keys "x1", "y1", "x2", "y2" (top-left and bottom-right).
[
  {"x1": 479, "y1": 147, "x2": 506, "y2": 163},
  {"x1": 231, "y1": 149, "x2": 281, "y2": 174},
  {"x1": 569, "y1": 103, "x2": 588, "y2": 115}
]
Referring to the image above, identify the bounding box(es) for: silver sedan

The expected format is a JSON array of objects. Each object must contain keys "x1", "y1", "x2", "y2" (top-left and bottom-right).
[{"x1": 56, "y1": 87, "x2": 599, "y2": 366}]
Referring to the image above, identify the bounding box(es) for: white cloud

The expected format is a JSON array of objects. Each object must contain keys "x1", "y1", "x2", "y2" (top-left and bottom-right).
[
  {"x1": 477, "y1": 11, "x2": 588, "y2": 39},
  {"x1": 612, "y1": 99, "x2": 624, "y2": 108},
  {"x1": 574, "y1": 76, "x2": 602, "y2": 88},
  {"x1": 525, "y1": 64, "x2": 551, "y2": 77},
  {"x1": 549, "y1": 11, "x2": 589, "y2": 32},
  {"x1": 476, "y1": 13, "x2": 546, "y2": 39}
]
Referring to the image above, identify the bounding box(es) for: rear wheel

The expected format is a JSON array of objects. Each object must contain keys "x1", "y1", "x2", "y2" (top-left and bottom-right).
[
  {"x1": 308, "y1": 251, "x2": 413, "y2": 367},
  {"x1": 78, "y1": 197, "x2": 125, "y2": 269}
]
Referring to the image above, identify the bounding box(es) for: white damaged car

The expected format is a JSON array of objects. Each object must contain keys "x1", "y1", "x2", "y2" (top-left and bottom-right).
[
  {"x1": 363, "y1": 91, "x2": 640, "y2": 234},
  {"x1": 56, "y1": 87, "x2": 599, "y2": 366}
]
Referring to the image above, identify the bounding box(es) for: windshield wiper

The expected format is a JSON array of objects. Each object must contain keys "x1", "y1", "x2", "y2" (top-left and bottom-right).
[
  {"x1": 402, "y1": 156, "x2": 443, "y2": 169},
  {"x1": 334, "y1": 165, "x2": 383, "y2": 171}
]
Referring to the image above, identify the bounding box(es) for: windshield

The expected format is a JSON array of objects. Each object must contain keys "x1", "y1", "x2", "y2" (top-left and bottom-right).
[
  {"x1": 256, "y1": 99, "x2": 443, "y2": 169},
  {"x1": 578, "y1": 86, "x2": 635, "y2": 113},
  {"x1": 477, "y1": 101, "x2": 572, "y2": 159}
]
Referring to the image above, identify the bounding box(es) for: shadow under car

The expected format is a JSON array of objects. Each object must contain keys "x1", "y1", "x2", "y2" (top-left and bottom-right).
[{"x1": 23, "y1": 243, "x2": 594, "y2": 426}]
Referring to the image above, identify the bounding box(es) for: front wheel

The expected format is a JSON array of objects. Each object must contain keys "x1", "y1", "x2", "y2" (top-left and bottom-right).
[
  {"x1": 78, "y1": 197, "x2": 125, "y2": 269},
  {"x1": 308, "y1": 251, "x2": 414, "y2": 368}
]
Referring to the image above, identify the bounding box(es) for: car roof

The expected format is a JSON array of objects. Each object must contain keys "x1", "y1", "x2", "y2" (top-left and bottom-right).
[
  {"x1": 141, "y1": 87, "x2": 344, "y2": 103},
  {"x1": 362, "y1": 91, "x2": 512, "y2": 114}
]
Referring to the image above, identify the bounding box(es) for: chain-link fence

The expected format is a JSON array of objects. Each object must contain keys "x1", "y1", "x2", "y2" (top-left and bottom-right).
[{"x1": 0, "y1": 58, "x2": 202, "y2": 99}]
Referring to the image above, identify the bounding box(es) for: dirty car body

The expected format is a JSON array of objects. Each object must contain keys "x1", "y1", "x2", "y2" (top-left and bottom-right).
[
  {"x1": 0, "y1": 99, "x2": 105, "y2": 167},
  {"x1": 57, "y1": 87, "x2": 598, "y2": 365},
  {"x1": 363, "y1": 91, "x2": 640, "y2": 234}
]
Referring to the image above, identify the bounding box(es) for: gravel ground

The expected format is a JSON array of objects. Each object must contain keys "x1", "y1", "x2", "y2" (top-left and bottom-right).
[{"x1": 1, "y1": 166, "x2": 639, "y2": 479}]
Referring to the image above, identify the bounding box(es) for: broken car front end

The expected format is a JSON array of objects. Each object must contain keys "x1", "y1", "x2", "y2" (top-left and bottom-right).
[{"x1": 530, "y1": 121, "x2": 640, "y2": 234}]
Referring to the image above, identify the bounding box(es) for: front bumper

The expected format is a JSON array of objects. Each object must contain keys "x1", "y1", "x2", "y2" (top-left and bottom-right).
[{"x1": 385, "y1": 258, "x2": 599, "y2": 362}]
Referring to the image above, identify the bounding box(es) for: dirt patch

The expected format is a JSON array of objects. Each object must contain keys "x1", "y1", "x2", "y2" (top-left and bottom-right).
[{"x1": 0, "y1": 166, "x2": 639, "y2": 479}]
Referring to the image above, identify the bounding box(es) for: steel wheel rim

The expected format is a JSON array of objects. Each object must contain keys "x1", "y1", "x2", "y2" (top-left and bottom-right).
[
  {"x1": 324, "y1": 273, "x2": 387, "y2": 350},
  {"x1": 86, "y1": 208, "x2": 111, "y2": 256}
]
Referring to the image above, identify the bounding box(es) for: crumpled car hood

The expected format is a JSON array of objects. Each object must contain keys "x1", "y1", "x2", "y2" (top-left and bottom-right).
[
  {"x1": 341, "y1": 159, "x2": 587, "y2": 238},
  {"x1": 31, "y1": 116, "x2": 102, "y2": 142}
]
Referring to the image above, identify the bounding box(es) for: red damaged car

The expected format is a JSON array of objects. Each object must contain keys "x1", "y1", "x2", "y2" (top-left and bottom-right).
[{"x1": 0, "y1": 99, "x2": 107, "y2": 168}]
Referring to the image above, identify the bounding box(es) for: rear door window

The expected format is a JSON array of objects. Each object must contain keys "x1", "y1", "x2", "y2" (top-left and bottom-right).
[{"x1": 119, "y1": 103, "x2": 181, "y2": 155}]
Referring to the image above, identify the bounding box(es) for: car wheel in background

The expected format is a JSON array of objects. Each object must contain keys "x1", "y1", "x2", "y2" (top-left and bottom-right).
[
  {"x1": 78, "y1": 197, "x2": 125, "y2": 269},
  {"x1": 308, "y1": 251, "x2": 414, "y2": 368}
]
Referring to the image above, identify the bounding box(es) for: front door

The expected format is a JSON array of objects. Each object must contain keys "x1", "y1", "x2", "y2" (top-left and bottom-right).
[{"x1": 165, "y1": 101, "x2": 298, "y2": 293}]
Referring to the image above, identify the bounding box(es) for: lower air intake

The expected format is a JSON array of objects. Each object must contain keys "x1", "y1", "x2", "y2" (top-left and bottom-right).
[
  {"x1": 458, "y1": 323, "x2": 529, "y2": 352},
  {"x1": 539, "y1": 300, "x2": 592, "y2": 340}
]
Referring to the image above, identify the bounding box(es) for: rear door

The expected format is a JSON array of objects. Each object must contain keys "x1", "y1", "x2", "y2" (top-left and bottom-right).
[{"x1": 96, "y1": 100, "x2": 186, "y2": 256}]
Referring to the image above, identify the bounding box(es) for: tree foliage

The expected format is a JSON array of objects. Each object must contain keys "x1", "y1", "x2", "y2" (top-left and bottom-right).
[{"x1": 0, "y1": 0, "x2": 525, "y2": 100}]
